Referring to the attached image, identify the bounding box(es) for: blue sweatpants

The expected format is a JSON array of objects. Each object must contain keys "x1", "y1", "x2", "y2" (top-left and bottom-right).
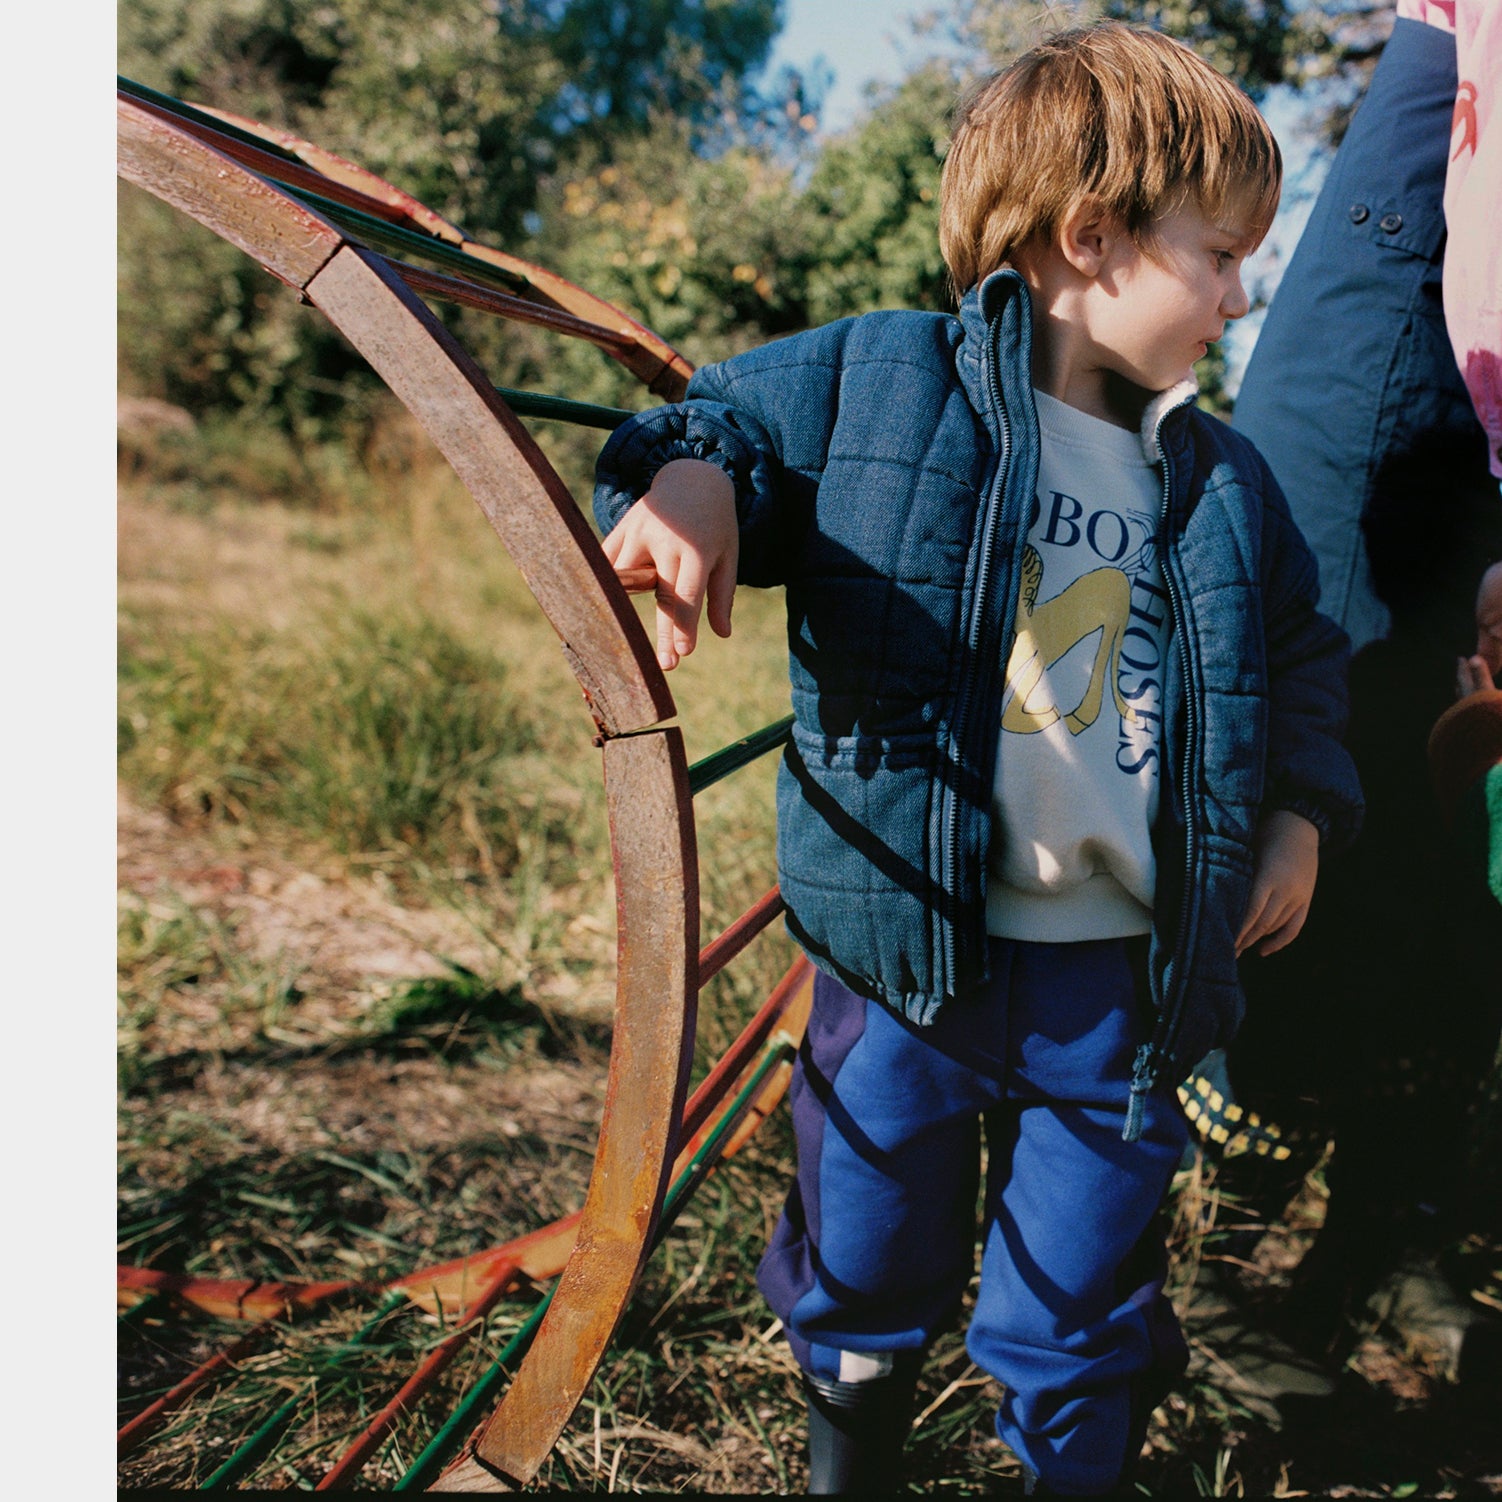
[{"x1": 757, "y1": 937, "x2": 1189, "y2": 1494}]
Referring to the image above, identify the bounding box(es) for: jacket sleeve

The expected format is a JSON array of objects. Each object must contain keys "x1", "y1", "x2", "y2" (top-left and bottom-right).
[
  {"x1": 1256, "y1": 454, "x2": 1366, "y2": 852},
  {"x1": 593, "y1": 320, "x2": 858, "y2": 587}
]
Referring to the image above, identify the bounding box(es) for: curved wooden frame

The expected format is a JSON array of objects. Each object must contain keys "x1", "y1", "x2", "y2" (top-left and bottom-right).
[{"x1": 117, "y1": 89, "x2": 777, "y2": 1488}]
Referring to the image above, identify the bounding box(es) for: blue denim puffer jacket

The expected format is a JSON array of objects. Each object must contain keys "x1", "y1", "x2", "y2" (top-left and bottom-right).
[{"x1": 596, "y1": 269, "x2": 1363, "y2": 1119}]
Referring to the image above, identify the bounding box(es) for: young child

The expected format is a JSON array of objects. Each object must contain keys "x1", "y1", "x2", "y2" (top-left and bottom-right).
[{"x1": 594, "y1": 23, "x2": 1362, "y2": 1495}]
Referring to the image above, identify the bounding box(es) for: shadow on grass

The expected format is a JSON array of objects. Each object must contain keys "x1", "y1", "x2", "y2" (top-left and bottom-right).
[
  {"x1": 1142, "y1": 1365, "x2": 1502, "y2": 1497},
  {"x1": 122, "y1": 965, "x2": 614, "y2": 1100}
]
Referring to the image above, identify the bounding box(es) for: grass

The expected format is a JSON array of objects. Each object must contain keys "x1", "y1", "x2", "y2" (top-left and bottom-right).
[
  {"x1": 119, "y1": 609, "x2": 538, "y2": 865},
  {"x1": 117, "y1": 420, "x2": 1502, "y2": 1494}
]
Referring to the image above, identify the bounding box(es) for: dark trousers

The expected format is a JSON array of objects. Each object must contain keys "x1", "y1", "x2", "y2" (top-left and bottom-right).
[{"x1": 1231, "y1": 14, "x2": 1502, "y2": 1291}]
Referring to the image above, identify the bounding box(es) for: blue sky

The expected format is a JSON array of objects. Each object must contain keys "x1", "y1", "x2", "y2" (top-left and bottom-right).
[{"x1": 765, "y1": 0, "x2": 946, "y2": 133}]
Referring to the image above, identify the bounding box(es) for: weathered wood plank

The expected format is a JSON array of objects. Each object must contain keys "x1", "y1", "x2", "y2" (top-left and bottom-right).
[
  {"x1": 471, "y1": 727, "x2": 698, "y2": 1484},
  {"x1": 305, "y1": 244, "x2": 675, "y2": 735},
  {"x1": 116, "y1": 96, "x2": 343, "y2": 289}
]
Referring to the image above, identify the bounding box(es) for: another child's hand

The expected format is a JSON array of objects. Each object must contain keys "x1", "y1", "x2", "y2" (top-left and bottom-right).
[
  {"x1": 1456, "y1": 653, "x2": 1497, "y2": 698},
  {"x1": 1457, "y1": 561, "x2": 1502, "y2": 698},
  {"x1": 1236, "y1": 810, "x2": 1320, "y2": 958},
  {"x1": 601, "y1": 458, "x2": 739, "y2": 670}
]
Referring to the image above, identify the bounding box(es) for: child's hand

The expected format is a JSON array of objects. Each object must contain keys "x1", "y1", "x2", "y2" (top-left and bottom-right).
[
  {"x1": 1236, "y1": 810, "x2": 1320, "y2": 958},
  {"x1": 1456, "y1": 653, "x2": 1497, "y2": 698},
  {"x1": 601, "y1": 458, "x2": 739, "y2": 670},
  {"x1": 1458, "y1": 561, "x2": 1502, "y2": 697}
]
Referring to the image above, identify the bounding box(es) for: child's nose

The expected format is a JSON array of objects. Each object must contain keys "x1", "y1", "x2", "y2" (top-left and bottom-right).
[{"x1": 1222, "y1": 272, "x2": 1250, "y2": 320}]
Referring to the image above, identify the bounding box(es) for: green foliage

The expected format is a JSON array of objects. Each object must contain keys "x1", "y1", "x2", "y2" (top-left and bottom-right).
[
  {"x1": 928, "y1": 0, "x2": 1390, "y2": 95},
  {"x1": 930, "y1": 1, "x2": 1397, "y2": 133},
  {"x1": 542, "y1": 127, "x2": 814, "y2": 365},
  {"x1": 543, "y1": 0, "x2": 784, "y2": 144},
  {"x1": 119, "y1": 0, "x2": 1358, "y2": 438},
  {"x1": 117, "y1": 0, "x2": 789, "y2": 435},
  {"x1": 797, "y1": 63, "x2": 955, "y2": 320},
  {"x1": 1101, "y1": 0, "x2": 1325, "y2": 97}
]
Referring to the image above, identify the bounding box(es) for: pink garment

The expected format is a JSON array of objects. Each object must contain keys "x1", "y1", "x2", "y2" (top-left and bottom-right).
[{"x1": 1399, "y1": 0, "x2": 1502, "y2": 476}]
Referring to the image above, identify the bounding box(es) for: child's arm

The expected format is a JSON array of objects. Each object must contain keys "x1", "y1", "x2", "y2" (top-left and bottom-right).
[
  {"x1": 600, "y1": 458, "x2": 739, "y2": 670},
  {"x1": 594, "y1": 317, "x2": 877, "y2": 665},
  {"x1": 1236, "y1": 809, "x2": 1320, "y2": 957}
]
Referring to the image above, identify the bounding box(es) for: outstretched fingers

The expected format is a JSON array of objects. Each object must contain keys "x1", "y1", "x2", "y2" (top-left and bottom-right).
[
  {"x1": 599, "y1": 459, "x2": 739, "y2": 671},
  {"x1": 657, "y1": 552, "x2": 711, "y2": 670}
]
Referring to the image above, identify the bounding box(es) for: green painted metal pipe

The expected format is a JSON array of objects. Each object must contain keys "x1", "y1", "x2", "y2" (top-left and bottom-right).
[
  {"x1": 118, "y1": 76, "x2": 300, "y2": 161},
  {"x1": 197, "y1": 1292, "x2": 406, "y2": 1490},
  {"x1": 269, "y1": 185, "x2": 530, "y2": 295},
  {"x1": 117, "y1": 1292, "x2": 161, "y2": 1329},
  {"x1": 659, "y1": 1033, "x2": 796, "y2": 1226},
  {"x1": 493, "y1": 386, "x2": 634, "y2": 431},
  {"x1": 688, "y1": 715, "x2": 794, "y2": 796},
  {"x1": 393, "y1": 1034, "x2": 797, "y2": 1489},
  {"x1": 391, "y1": 1296, "x2": 551, "y2": 1492},
  {"x1": 116, "y1": 78, "x2": 531, "y2": 301}
]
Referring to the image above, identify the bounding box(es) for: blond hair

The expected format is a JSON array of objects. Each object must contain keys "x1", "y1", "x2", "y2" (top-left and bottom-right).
[{"x1": 939, "y1": 22, "x2": 1281, "y2": 295}]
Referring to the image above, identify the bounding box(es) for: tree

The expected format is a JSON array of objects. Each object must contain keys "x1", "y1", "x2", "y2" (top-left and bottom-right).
[
  {"x1": 924, "y1": 0, "x2": 1398, "y2": 135},
  {"x1": 117, "y1": 0, "x2": 793, "y2": 432},
  {"x1": 541, "y1": 0, "x2": 784, "y2": 146},
  {"x1": 796, "y1": 62, "x2": 955, "y2": 321}
]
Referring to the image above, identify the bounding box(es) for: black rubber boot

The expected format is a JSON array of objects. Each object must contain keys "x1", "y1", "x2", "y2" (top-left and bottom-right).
[
  {"x1": 802, "y1": 1352, "x2": 924, "y2": 1494},
  {"x1": 1014, "y1": 1362, "x2": 1178, "y2": 1495}
]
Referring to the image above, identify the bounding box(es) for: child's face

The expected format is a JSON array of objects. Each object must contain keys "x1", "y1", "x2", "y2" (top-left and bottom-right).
[{"x1": 1087, "y1": 200, "x2": 1255, "y2": 395}]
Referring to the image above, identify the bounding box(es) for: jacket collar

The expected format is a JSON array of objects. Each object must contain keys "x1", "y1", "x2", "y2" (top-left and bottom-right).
[
  {"x1": 957, "y1": 267, "x2": 1198, "y2": 464},
  {"x1": 955, "y1": 268, "x2": 1031, "y2": 424},
  {"x1": 1141, "y1": 380, "x2": 1198, "y2": 463}
]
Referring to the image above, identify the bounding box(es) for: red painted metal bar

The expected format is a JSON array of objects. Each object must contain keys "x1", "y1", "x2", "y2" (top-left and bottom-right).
[
  {"x1": 118, "y1": 958, "x2": 812, "y2": 1330},
  {"x1": 116, "y1": 1266, "x2": 358, "y2": 1322},
  {"x1": 616, "y1": 565, "x2": 656, "y2": 593},
  {"x1": 696, "y1": 886, "x2": 785, "y2": 989},
  {"x1": 677, "y1": 956, "x2": 812, "y2": 1150},
  {"x1": 389, "y1": 259, "x2": 633, "y2": 352},
  {"x1": 313, "y1": 1259, "x2": 521, "y2": 1491},
  {"x1": 117, "y1": 1317, "x2": 280, "y2": 1458}
]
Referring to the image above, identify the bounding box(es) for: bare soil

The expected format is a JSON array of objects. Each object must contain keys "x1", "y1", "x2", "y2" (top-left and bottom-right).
[{"x1": 116, "y1": 785, "x2": 610, "y2": 1277}]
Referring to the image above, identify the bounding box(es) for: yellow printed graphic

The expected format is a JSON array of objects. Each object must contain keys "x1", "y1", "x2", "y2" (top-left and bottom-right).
[{"x1": 1002, "y1": 546, "x2": 1141, "y2": 735}]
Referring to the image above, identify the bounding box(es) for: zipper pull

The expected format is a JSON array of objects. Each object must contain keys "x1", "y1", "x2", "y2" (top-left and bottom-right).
[{"x1": 1123, "y1": 1043, "x2": 1158, "y2": 1142}]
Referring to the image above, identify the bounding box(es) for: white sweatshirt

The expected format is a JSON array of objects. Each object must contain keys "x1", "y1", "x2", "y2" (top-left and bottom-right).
[{"x1": 986, "y1": 390, "x2": 1172, "y2": 941}]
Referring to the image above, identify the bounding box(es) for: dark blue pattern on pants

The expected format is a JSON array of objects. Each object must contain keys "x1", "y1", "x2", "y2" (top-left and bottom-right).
[{"x1": 758, "y1": 938, "x2": 1189, "y2": 1493}]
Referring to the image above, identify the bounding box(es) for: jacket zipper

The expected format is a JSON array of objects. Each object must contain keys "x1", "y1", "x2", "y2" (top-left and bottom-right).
[
  {"x1": 1125, "y1": 399, "x2": 1198, "y2": 1140},
  {"x1": 941, "y1": 314, "x2": 1017, "y2": 996}
]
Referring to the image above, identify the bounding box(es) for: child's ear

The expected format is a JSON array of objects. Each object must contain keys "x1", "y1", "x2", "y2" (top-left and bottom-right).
[{"x1": 1058, "y1": 197, "x2": 1119, "y2": 279}]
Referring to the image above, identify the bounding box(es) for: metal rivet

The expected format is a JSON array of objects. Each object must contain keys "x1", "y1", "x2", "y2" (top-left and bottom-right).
[
  {"x1": 1379, "y1": 212, "x2": 1404, "y2": 233},
  {"x1": 1348, "y1": 203, "x2": 1369, "y2": 224}
]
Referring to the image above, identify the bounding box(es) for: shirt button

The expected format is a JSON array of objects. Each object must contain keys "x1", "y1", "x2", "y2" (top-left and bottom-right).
[
  {"x1": 1379, "y1": 212, "x2": 1404, "y2": 233},
  {"x1": 1348, "y1": 203, "x2": 1369, "y2": 223}
]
